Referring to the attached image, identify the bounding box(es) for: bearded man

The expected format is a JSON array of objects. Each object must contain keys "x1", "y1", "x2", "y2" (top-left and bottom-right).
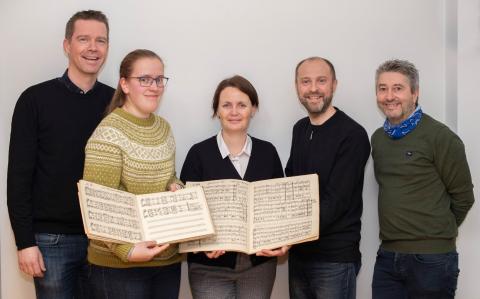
[{"x1": 286, "y1": 57, "x2": 370, "y2": 299}]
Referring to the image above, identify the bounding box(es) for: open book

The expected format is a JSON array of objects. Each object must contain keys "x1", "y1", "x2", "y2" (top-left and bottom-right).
[
  {"x1": 77, "y1": 180, "x2": 215, "y2": 244},
  {"x1": 179, "y1": 174, "x2": 319, "y2": 254}
]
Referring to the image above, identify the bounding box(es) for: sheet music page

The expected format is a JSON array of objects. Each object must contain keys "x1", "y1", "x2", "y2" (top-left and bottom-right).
[
  {"x1": 179, "y1": 180, "x2": 249, "y2": 253},
  {"x1": 138, "y1": 186, "x2": 215, "y2": 244},
  {"x1": 249, "y1": 174, "x2": 319, "y2": 252},
  {"x1": 78, "y1": 180, "x2": 143, "y2": 243}
]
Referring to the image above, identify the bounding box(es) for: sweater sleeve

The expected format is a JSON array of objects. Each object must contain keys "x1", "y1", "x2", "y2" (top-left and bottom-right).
[
  {"x1": 285, "y1": 126, "x2": 296, "y2": 177},
  {"x1": 180, "y1": 145, "x2": 203, "y2": 183},
  {"x1": 83, "y1": 128, "x2": 134, "y2": 262},
  {"x1": 434, "y1": 127, "x2": 475, "y2": 226},
  {"x1": 166, "y1": 142, "x2": 184, "y2": 189},
  {"x1": 162, "y1": 122, "x2": 184, "y2": 189},
  {"x1": 320, "y1": 128, "x2": 371, "y2": 231},
  {"x1": 271, "y1": 145, "x2": 285, "y2": 179},
  {"x1": 7, "y1": 90, "x2": 38, "y2": 250},
  {"x1": 83, "y1": 129, "x2": 122, "y2": 188}
]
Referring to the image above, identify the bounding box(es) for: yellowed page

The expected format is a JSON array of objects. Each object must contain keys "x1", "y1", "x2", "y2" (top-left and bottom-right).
[
  {"x1": 249, "y1": 174, "x2": 320, "y2": 252},
  {"x1": 78, "y1": 181, "x2": 215, "y2": 244},
  {"x1": 179, "y1": 180, "x2": 250, "y2": 253},
  {"x1": 138, "y1": 186, "x2": 215, "y2": 244},
  {"x1": 77, "y1": 180, "x2": 143, "y2": 243}
]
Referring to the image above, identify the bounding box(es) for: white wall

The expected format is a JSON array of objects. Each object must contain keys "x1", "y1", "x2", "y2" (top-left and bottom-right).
[
  {"x1": 456, "y1": 0, "x2": 480, "y2": 298},
  {"x1": 1, "y1": 0, "x2": 477, "y2": 298}
]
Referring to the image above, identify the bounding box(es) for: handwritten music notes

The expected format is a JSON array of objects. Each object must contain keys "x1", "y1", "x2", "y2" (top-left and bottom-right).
[
  {"x1": 179, "y1": 174, "x2": 319, "y2": 254},
  {"x1": 77, "y1": 180, "x2": 215, "y2": 244}
]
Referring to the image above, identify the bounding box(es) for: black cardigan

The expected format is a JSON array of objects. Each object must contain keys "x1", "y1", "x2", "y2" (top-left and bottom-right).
[{"x1": 180, "y1": 135, "x2": 284, "y2": 268}]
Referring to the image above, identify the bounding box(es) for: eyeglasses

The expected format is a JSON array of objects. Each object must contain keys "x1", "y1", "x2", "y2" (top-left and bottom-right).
[{"x1": 129, "y1": 76, "x2": 169, "y2": 87}]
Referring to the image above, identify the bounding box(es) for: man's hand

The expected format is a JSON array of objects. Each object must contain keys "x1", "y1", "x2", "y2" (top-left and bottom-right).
[
  {"x1": 256, "y1": 245, "x2": 291, "y2": 257},
  {"x1": 18, "y1": 246, "x2": 46, "y2": 277},
  {"x1": 128, "y1": 241, "x2": 170, "y2": 262}
]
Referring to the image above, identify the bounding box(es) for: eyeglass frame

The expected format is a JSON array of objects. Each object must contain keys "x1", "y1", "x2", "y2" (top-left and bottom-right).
[{"x1": 127, "y1": 76, "x2": 169, "y2": 87}]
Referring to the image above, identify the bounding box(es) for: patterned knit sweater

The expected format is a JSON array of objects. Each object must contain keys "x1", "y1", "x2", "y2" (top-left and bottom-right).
[{"x1": 83, "y1": 108, "x2": 183, "y2": 268}]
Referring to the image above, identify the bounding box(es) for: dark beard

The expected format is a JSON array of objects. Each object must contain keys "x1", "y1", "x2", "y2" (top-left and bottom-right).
[{"x1": 301, "y1": 94, "x2": 332, "y2": 115}]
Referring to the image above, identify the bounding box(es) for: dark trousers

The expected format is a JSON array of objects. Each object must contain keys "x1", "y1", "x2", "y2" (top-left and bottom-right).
[
  {"x1": 372, "y1": 247, "x2": 459, "y2": 299},
  {"x1": 33, "y1": 233, "x2": 88, "y2": 299},
  {"x1": 288, "y1": 253, "x2": 360, "y2": 299},
  {"x1": 87, "y1": 262, "x2": 181, "y2": 299}
]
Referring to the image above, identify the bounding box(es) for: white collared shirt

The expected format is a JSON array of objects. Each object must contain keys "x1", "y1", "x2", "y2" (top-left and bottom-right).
[{"x1": 216, "y1": 131, "x2": 252, "y2": 178}]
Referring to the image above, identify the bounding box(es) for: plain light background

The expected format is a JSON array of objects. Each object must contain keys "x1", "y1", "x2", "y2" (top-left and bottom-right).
[{"x1": 0, "y1": 0, "x2": 478, "y2": 298}]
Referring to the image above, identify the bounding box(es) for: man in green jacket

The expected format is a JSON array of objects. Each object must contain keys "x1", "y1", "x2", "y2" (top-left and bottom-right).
[{"x1": 371, "y1": 59, "x2": 474, "y2": 299}]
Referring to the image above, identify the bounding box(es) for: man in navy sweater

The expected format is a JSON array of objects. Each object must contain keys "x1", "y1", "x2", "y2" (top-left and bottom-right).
[
  {"x1": 7, "y1": 10, "x2": 114, "y2": 299},
  {"x1": 286, "y1": 57, "x2": 370, "y2": 299}
]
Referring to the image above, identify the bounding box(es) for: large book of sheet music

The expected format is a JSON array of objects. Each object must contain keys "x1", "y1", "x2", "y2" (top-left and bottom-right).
[
  {"x1": 179, "y1": 174, "x2": 319, "y2": 254},
  {"x1": 77, "y1": 180, "x2": 215, "y2": 244}
]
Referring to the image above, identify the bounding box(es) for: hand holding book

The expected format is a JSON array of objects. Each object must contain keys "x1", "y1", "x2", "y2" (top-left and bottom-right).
[{"x1": 127, "y1": 241, "x2": 171, "y2": 262}]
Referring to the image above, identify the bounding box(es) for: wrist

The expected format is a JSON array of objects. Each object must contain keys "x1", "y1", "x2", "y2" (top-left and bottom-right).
[{"x1": 127, "y1": 246, "x2": 135, "y2": 261}]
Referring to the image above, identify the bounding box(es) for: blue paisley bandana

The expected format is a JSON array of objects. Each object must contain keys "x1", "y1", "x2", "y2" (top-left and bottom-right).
[{"x1": 383, "y1": 106, "x2": 423, "y2": 139}]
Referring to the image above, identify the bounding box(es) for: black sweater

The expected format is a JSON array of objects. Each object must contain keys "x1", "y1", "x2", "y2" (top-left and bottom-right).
[
  {"x1": 180, "y1": 135, "x2": 284, "y2": 268},
  {"x1": 7, "y1": 77, "x2": 114, "y2": 249},
  {"x1": 285, "y1": 108, "x2": 370, "y2": 262}
]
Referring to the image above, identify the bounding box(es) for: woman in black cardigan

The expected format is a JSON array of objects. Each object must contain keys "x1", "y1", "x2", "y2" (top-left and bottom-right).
[{"x1": 180, "y1": 75, "x2": 289, "y2": 299}]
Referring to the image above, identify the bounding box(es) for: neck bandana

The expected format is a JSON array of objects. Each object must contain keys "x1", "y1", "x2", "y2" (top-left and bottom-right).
[{"x1": 383, "y1": 106, "x2": 423, "y2": 139}]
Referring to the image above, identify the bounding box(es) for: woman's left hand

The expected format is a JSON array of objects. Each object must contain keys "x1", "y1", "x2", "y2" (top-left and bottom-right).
[
  {"x1": 168, "y1": 183, "x2": 183, "y2": 192},
  {"x1": 256, "y1": 245, "x2": 291, "y2": 257}
]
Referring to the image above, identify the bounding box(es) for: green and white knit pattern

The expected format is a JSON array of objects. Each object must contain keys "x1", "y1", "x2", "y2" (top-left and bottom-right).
[
  {"x1": 84, "y1": 108, "x2": 177, "y2": 195},
  {"x1": 83, "y1": 108, "x2": 183, "y2": 268}
]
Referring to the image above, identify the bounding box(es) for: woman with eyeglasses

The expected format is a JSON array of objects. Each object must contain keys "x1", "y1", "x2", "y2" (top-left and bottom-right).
[
  {"x1": 83, "y1": 49, "x2": 183, "y2": 299},
  {"x1": 180, "y1": 75, "x2": 289, "y2": 299}
]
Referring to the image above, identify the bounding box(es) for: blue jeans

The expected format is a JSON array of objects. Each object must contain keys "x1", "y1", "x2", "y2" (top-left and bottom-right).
[
  {"x1": 33, "y1": 233, "x2": 88, "y2": 299},
  {"x1": 372, "y1": 247, "x2": 459, "y2": 299},
  {"x1": 288, "y1": 254, "x2": 360, "y2": 299},
  {"x1": 87, "y1": 262, "x2": 181, "y2": 299}
]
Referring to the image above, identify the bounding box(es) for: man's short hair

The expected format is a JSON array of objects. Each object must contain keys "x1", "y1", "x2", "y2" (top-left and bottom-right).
[
  {"x1": 375, "y1": 59, "x2": 419, "y2": 93},
  {"x1": 65, "y1": 10, "x2": 109, "y2": 40},
  {"x1": 295, "y1": 56, "x2": 336, "y2": 81}
]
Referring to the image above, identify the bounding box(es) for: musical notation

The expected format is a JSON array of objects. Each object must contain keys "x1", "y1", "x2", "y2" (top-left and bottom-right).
[
  {"x1": 179, "y1": 174, "x2": 319, "y2": 254},
  {"x1": 78, "y1": 180, "x2": 215, "y2": 244}
]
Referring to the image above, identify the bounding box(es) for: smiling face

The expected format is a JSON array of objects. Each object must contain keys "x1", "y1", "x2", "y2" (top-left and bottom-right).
[
  {"x1": 63, "y1": 19, "x2": 108, "y2": 80},
  {"x1": 216, "y1": 87, "x2": 256, "y2": 134},
  {"x1": 376, "y1": 71, "x2": 419, "y2": 125},
  {"x1": 120, "y1": 57, "x2": 165, "y2": 118},
  {"x1": 295, "y1": 59, "x2": 337, "y2": 116}
]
